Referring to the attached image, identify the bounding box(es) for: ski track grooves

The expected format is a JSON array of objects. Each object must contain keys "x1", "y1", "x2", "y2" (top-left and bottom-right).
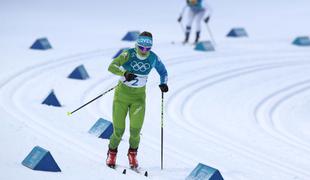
[
  {"x1": 254, "y1": 79, "x2": 310, "y2": 151},
  {"x1": 1, "y1": 45, "x2": 310, "y2": 179},
  {"x1": 166, "y1": 60, "x2": 310, "y2": 178}
]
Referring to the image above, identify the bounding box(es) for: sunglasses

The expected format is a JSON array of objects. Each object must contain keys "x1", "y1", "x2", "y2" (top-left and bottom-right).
[{"x1": 137, "y1": 45, "x2": 151, "y2": 52}]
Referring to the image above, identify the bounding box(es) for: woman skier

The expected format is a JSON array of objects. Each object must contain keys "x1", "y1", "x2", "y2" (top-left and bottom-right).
[{"x1": 106, "y1": 31, "x2": 169, "y2": 169}]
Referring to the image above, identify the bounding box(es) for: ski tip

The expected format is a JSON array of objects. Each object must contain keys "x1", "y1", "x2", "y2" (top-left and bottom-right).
[
  {"x1": 67, "y1": 112, "x2": 72, "y2": 116},
  {"x1": 144, "y1": 171, "x2": 148, "y2": 177},
  {"x1": 107, "y1": 164, "x2": 115, "y2": 169},
  {"x1": 122, "y1": 169, "x2": 127, "y2": 174}
]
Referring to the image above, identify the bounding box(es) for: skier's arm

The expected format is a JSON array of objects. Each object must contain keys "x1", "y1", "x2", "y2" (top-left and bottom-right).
[
  {"x1": 178, "y1": 2, "x2": 188, "y2": 22},
  {"x1": 203, "y1": 0, "x2": 212, "y2": 20},
  {"x1": 179, "y1": 5, "x2": 187, "y2": 17},
  {"x1": 108, "y1": 51, "x2": 129, "y2": 76},
  {"x1": 154, "y1": 57, "x2": 168, "y2": 85}
]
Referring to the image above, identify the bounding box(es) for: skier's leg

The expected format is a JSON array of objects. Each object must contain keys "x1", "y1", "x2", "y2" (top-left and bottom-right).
[
  {"x1": 128, "y1": 96, "x2": 146, "y2": 149},
  {"x1": 184, "y1": 10, "x2": 195, "y2": 43},
  {"x1": 127, "y1": 96, "x2": 145, "y2": 168},
  {"x1": 108, "y1": 97, "x2": 128, "y2": 150},
  {"x1": 106, "y1": 94, "x2": 129, "y2": 167},
  {"x1": 194, "y1": 10, "x2": 206, "y2": 43}
]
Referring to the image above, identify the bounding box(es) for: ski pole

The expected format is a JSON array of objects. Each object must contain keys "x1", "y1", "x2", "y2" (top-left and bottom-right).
[
  {"x1": 179, "y1": 22, "x2": 185, "y2": 34},
  {"x1": 206, "y1": 23, "x2": 216, "y2": 46},
  {"x1": 161, "y1": 92, "x2": 164, "y2": 170},
  {"x1": 67, "y1": 83, "x2": 119, "y2": 116}
]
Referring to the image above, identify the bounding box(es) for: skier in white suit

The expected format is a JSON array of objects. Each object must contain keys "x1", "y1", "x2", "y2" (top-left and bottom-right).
[{"x1": 178, "y1": 0, "x2": 212, "y2": 44}]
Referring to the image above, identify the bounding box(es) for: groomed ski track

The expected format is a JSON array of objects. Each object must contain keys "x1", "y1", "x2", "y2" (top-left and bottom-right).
[{"x1": 1, "y1": 40, "x2": 310, "y2": 180}]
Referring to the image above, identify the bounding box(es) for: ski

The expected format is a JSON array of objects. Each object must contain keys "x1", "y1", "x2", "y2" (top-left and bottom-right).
[
  {"x1": 108, "y1": 165, "x2": 148, "y2": 177},
  {"x1": 107, "y1": 165, "x2": 127, "y2": 175},
  {"x1": 125, "y1": 167, "x2": 149, "y2": 177}
]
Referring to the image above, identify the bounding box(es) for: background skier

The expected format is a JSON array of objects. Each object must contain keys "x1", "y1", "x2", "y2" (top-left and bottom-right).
[
  {"x1": 178, "y1": 0, "x2": 212, "y2": 44},
  {"x1": 106, "y1": 31, "x2": 169, "y2": 169}
]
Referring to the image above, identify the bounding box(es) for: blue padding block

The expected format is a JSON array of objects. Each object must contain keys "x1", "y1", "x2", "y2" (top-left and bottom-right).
[
  {"x1": 122, "y1": 31, "x2": 140, "y2": 41},
  {"x1": 88, "y1": 118, "x2": 113, "y2": 139},
  {"x1": 42, "y1": 90, "x2": 62, "y2": 107},
  {"x1": 68, "y1": 64, "x2": 90, "y2": 80},
  {"x1": 186, "y1": 163, "x2": 224, "y2": 180},
  {"x1": 30, "y1": 37, "x2": 52, "y2": 50},
  {"x1": 292, "y1": 36, "x2": 310, "y2": 46},
  {"x1": 112, "y1": 48, "x2": 130, "y2": 59},
  {"x1": 22, "y1": 146, "x2": 61, "y2": 172},
  {"x1": 194, "y1": 41, "x2": 215, "y2": 52},
  {"x1": 227, "y1": 28, "x2": 248, "y2": 37}
]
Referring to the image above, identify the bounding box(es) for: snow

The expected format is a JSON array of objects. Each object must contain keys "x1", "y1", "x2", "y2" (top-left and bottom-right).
[{"x1": 1, "y1": 0, "x2": 310, "y2": 179}]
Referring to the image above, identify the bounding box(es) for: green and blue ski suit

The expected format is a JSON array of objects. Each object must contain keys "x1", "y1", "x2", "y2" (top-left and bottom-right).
[{"x1": 108, "y1": 48, "x2": 168, "y2": 149}]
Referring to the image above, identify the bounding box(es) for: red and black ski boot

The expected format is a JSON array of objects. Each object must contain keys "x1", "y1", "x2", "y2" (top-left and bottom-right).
[
  {"x1": 106, "y1": 148, "x2": 117, "y2": 168},
  {"x1": 128, "y1": 148, "x2": 139, "y2": 169}
]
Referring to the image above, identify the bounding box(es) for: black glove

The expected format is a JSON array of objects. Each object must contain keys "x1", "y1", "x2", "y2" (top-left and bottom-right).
[
  {"x1": 204, "y1": 16, "x2": 210, "y2": 23},
  {"x1": 177, "y1": 16, "x2": 182, "y2": 23},
  {"x1": 159, "y1": 84, "x2": 169, "y2": 93},
  {"x1": 124, "y1": 71, "x2": 137, "y2": 81}
]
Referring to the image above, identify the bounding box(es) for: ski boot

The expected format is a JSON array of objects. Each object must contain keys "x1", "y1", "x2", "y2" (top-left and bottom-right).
[
  {"x1": 194, "y1": 31, "x2": 200, "y2": 44},
  {"x1": 128, "y1": 148, "x2": 139, "y2": 169},
  {"x1": 106, "y1": 148, "x2": 117, "y2": 168},
  {"x1": 183, "y1": 32, "x2": 190, "y2": 44},
  {"x1": 183, "y1": 26, "x2": 191, "y2": 44}
]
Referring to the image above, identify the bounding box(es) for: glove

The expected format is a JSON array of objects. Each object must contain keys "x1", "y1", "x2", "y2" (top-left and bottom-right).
[
  {"x1": 124, "y1": 71, "x2": 137, "y2": 81},
  {"x1": 204, "y1": 16, "x2": 210, "y2": 23},
  {"x1": 159, "y1": 84, "x2": 169, "y2": 93},
  {"x1": 177, "y1": 16, "x2": 182, "y2": 23}
]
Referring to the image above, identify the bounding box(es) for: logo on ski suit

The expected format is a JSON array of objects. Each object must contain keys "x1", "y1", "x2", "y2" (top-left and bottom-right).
[{"x1": 130, "y1": 61, "x2": 150, "y2": 72}]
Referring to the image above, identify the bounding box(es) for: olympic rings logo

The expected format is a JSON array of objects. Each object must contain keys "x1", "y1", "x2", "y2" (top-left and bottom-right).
[{"x1": 130, "y1": 61, "x2": 150, "y2": 72}]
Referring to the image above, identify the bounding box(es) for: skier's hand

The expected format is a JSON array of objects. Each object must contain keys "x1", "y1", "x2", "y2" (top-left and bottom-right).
[
  {"x1": 124, "y1": 71, "x2": 137, "y2": 81},
  {"x1": 159, "y1": 84, "x2": 169, "y2": 93},
  {"x1": 177, "y1": 16, "x2": 182, "y2": 23},
  {"x1": 204, "y1": 16, "x2": 210, "y2": 24}
]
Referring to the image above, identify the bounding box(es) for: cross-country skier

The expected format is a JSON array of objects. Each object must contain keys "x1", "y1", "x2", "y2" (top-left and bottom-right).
[
  {"x1": 178, "y1": 0, "x2": 212, "y2": 44},
  {"x1": 106, "y1": 31, "x2": 168, "y2": 169}
]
